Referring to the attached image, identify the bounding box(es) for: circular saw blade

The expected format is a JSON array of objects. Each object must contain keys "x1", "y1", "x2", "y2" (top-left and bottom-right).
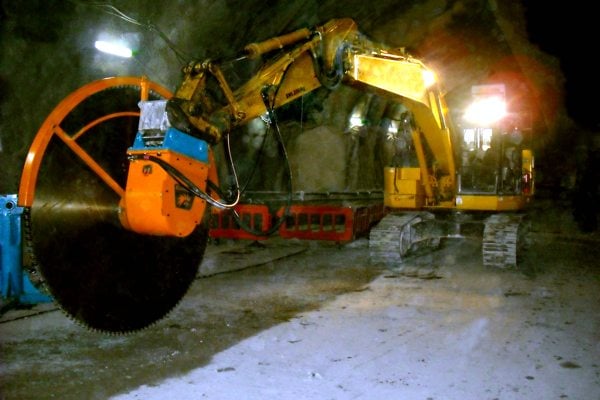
[{"x1": 24, "y1": 83, "x2": 208, "y2": 333}]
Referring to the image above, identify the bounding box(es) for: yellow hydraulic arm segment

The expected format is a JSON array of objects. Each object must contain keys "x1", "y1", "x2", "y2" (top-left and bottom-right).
[{"x1": 167, "y1": 18, "x2": 456, "y2": 207}]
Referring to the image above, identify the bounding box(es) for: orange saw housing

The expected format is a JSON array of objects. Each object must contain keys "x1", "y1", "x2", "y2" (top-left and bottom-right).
[{"x1": 120, "y1": 148, "x2": 210, "y2": 237}]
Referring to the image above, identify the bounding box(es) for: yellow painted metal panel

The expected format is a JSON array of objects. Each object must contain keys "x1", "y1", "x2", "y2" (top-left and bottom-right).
[
  {"x1": 399, "y1": 167, "x2": 421, "y2": 180},
  {"x1": 384, "y1": 193, "x2": 424, "y2": 209},
  {"x1": 456, "y1": 195, "x2": 526, "y2": 211},
  {"x1": 384, "y1": 167, "x2": 424, "y2": 195},
  {"x1": 351, "y1": 54, "x2": 429, "y2": 105},
  {"x1": 397, "y1": 180, "x2": 423, "y2": 195}
]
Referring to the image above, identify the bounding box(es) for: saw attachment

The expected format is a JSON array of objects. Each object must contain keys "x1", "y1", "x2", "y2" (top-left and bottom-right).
[{"x1": 19, "y1": 77, "x2": 209, "y2": 333}]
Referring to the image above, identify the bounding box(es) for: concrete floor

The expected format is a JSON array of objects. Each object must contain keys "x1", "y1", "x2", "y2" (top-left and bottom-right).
[{"x1": 1, "y1": 225, "x2": 599, "y2": 399}]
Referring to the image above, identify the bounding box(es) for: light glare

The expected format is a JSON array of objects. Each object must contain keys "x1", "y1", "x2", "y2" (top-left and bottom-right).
[
  {"x1": 463, "y1": 97, "x2": 507, "y2": 126},
  {"x1": 349, "y1": 115, "x2": 364, "y2": 130},
  {"x1": 94, "y1": 40, "x2": 133, "y2": 58},
  {"x1": 422, "y1": 70, "x2": 436, "y2": 88}
]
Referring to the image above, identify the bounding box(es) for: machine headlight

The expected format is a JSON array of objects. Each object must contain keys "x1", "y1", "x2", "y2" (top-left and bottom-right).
[
  {"x1": 422, "y1": 69, "x2": 436, "y2": 88},
  {"x1": 463, "y1": 96, "x2": 506, "y2": 126}
]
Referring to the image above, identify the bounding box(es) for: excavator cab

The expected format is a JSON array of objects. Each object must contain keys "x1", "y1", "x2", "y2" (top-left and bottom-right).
[
  {"x1": 455, "y1": 84, "x2": 534, "y2": 211},
  {"x1": 458, "y1": 126, "x2": 526, "y2": 195}
]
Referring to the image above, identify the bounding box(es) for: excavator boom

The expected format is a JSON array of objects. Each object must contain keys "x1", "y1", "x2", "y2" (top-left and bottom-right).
[{"x1": 168, "y1": 18, "x2": 456, "y2": 204}]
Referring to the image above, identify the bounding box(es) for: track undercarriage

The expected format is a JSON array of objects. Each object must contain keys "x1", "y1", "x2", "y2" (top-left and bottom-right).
[
  {"x1": 369, "y1": 211, "x2": 529, "y2": 269},
  {"x1": 482, "y1": 213, "x2": 530, "y2": 269}
]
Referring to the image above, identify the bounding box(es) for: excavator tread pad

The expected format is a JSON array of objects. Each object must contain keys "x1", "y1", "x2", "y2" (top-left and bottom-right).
[
  {"x1": 482, "y1": 214, "x2": 526, "y2": 269},
  {"x1": 369, "y1": 213, "x2": 432, "y2": 266}
]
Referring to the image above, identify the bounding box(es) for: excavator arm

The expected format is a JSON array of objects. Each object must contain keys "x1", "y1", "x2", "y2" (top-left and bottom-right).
[{"x1": 166, "y1": 18, "x2": 456, "y2": 203}]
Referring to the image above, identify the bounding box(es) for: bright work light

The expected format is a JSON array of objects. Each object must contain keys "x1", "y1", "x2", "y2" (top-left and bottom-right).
[
  {"x1": 94, "y1": 40, "x2": 134, "y2": 58},
  {"x1": 422, "y1": 69, "x2": 436, "y2": 88},
  {"x1": 463, "y1": 96, "x2": 507, "y2": 126}
]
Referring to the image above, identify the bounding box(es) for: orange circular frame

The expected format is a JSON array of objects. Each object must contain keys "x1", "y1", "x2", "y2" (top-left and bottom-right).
[{"x1": 18, "y1": 76, "x2": 172, "y2": 207}]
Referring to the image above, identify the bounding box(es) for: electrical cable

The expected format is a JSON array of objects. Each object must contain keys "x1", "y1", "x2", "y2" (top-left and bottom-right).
[
  {"x1": 220, "y1": 131, "x2": 243, "y2": 208},
  {"x1": 227, "y1": 86, "x2": 295, "y2": 236},
  {"x1": 234, "y1": 126, "x2": 269, "y2": 195},
  {"x1": 147, "y1": 83, "x2": 297, "y2": 238},
  {"x1": 205, "y1": 89, "x2": 295, "y2": 237},
  {"x1": 127, "y1": 152, "x2": 239, "y2": 210},
  {"x1": 127, "y1": 120, "x2": 290, "y2": 237}
]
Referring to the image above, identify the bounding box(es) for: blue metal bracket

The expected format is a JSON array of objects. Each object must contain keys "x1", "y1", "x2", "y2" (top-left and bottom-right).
[
  {"x1": 0, "y1": 194, "x2": 52, "y2": 304},
  {"x1": 130, "y1": 127, "x2": 209, "y2": 162}
]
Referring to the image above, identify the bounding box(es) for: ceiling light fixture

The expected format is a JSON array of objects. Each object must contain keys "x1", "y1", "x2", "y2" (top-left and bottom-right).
[{"x1": 94, "y1": 40, "x2": 133, "y2": 58}]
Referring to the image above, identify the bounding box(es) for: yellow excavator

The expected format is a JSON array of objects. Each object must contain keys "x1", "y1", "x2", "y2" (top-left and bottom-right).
[{"x1": 17, "y1": 18, "x2": 534, "y2": 332}]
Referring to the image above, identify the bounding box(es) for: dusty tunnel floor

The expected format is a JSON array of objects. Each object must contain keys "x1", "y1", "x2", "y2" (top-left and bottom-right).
[{"x1": 1, "y1": 227, "x2": 599, "y2": 399}]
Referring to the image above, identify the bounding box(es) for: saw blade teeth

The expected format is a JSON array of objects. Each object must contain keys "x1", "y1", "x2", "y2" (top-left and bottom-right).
[
  {"x1": 22, "y1": 207, "x2": 50, "y2": 294},
  {"x1": 20, "y1": 78, "x2": 208, "y2": 333}
]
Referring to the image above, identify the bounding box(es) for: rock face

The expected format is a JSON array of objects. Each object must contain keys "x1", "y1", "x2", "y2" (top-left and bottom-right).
[
  {"x1": 0, "y1": 0, "x2": 566, "y2": 196},
  {"x1": 288, "y1": 126, "x2": 347, "y2": 192}
]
